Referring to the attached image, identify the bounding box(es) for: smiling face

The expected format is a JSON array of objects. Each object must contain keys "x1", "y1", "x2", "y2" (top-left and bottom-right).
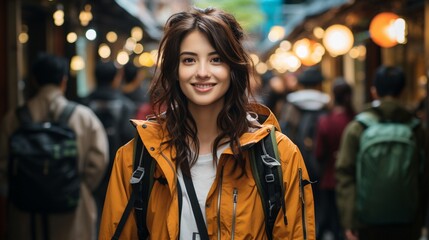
[{"x1": 178, "y1": 30, "x2": 231, "y2": 111}]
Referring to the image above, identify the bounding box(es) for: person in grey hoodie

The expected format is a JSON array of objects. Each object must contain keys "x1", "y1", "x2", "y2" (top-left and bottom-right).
[
  {"x1": 279, "y1": 66, "x2": 330, "y2": 238},
  {"x1": 279, "y1": 66, "x2": 330, "y2": 179}
]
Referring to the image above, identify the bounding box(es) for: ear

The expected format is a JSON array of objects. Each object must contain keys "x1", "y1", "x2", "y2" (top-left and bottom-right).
[
  {"x1": 112, "y1": 68, "x2": 124, "y2": 89},
  {"x1": 370, "y1": 86, "x2": 379, "y2": 100},
  {"x1": 60, "y1": 76, "x2": 68, "y2": 93}
]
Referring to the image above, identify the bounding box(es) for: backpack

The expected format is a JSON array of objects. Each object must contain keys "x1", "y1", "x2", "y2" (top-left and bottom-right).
[
  {"x1": 88, "y1": 99, "x2": 124, "y2": 156},
  {"x1": 282, "y1": 106, "x2": 325, "y2": 180},
  {"x1": 8, "y1": 102, "x2": 80, "y2": 214},
  {"x1": 355, "y1": 109, "x2": 422, "y2": 225},
  {"x1": 112, "y1": 125, "x2": 303, "y2": 240}
]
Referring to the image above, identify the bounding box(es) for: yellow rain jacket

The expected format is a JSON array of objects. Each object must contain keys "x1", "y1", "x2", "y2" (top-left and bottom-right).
[{"x1": 99, "y1": 103, "x2": 316, "y2": 239}]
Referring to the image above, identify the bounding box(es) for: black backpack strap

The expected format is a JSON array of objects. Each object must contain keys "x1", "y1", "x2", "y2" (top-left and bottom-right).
[
  {"x1": 57, "y1": 102, "x2": 77, "y2": 124},
  {"x1": 16, "y1": 105, "x2": 33, "y2": 125},
  {"x1": 111, "y1": 129, "x2": 155, "y2": 240},
  {"x1": 111, "y1": 188, "x2": 137, "y2": 240},
  {"x1": 250, "y1": 126, "x2": 287, "y2": 240},
  {"x1": 183, "y1": 174, "x2": 210, "y2": 240},
  {"x1": 134, "y1": 133, "x2": 155, "y2": 239}
]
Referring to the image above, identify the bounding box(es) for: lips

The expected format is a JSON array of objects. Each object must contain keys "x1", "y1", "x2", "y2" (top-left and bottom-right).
[{"x1": 191, "y1": 83, "x2": 216, "y2": 92}]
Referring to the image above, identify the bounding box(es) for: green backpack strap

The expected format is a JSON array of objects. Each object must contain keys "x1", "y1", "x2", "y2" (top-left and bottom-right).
[
  {"x1": 356, "y1": 107, "x2": 421, "y2": 129},
  {"x1": 249, "y1": 126, "x2": 287, "y2": 240},
  {"x1": 355, "y1": 111, "x2": 379, "y2": 128}
]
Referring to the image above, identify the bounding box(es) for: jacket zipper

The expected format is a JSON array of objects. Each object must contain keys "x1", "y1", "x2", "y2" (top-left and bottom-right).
[
  {"x1": 231, "y1": 188, "x2": 238, "y2": 240},
  {"x1": 298, "y1": 168, "x2": 308, "y2": 240},
  {"x1": 217, "y1": 166, "x2": 224, "y2": 240}
]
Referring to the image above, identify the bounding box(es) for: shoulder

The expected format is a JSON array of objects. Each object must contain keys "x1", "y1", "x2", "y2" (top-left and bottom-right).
[
  {"x1": 1, "y1": 108, "x2": 20, "y2": 137},
  {"x1": 342, "y1": 119, "x2": 365, "y2": 141},
  {"x1": 273, "y1": 130, "x2": 300, "y2": 162},
  {"x1": 71, "y1": 102, "x2": 99, "y2": 120},
  {"x1": 68, "y1": 101, "x2": 106, "y2": 130}
]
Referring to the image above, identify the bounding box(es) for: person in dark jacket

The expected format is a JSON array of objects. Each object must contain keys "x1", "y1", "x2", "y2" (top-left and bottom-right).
[{"x1": 83, "y1": 60, "x2": 136, "y2": 231}]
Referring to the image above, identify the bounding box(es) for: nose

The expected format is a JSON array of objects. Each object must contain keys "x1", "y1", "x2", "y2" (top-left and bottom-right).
[{"x1": 196, "y1": 62, "x2": 210, "y2": 79}]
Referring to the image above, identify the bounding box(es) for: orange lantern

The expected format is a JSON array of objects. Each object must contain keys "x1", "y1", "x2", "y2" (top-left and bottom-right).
[{"x1": 369, "y1": 12, "x2": 400, "y2": 48}]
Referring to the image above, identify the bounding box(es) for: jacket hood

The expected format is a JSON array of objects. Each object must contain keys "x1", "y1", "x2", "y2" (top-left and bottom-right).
[
  {"x1": 287, "y1": 89, "x2": 330, "y2": 111},
  {"x1": 246, "y1": 102, "x2": 281, "y2": 131}
]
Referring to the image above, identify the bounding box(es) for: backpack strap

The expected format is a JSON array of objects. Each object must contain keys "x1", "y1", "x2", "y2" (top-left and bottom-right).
[
  {"x1": 16, "y1": 105, "x2": 33, "y2": 125},
  {"x1": 355, "y1": 111, "x2": 379, "y2": 128},
  {"x1": 16, "y1": 102, "x2": 77, "y2": 126},
  {"x1": 249, "y1": 126, "x2": 287, "y2": 240},
  {"x1": 111, "y1": 129, "x2": 155, "y2": 240},
  {"x1": 57, "y1": 102, "x2": 77, "y2": 125},
  {"x1": 134, "y1": 133, "x2": 156, "y2": 239},
  {"x1": 356, "y1": 108, "x2": 421, "y2": 130}
]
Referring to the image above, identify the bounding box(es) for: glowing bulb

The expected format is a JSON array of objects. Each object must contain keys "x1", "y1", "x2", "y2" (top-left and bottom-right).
[
  {"x1": 117, "y1": 51, "x2": 129, "y2": 65},
  {"x1": 323, "y1": 24, "x2": 354, "y2": 56},
  {"x1": 67, "y1": 32, "x2": 77, "y2": 43},
  {"x1": 85, "y1": 29, "x2": 97, "y2": 41},
  {"x1": 106, "y1": 31, "x2": 118, "y2": 43},
  {"x1": 268, "y1": 26, "x2": 286, "y2": 42},
  {"x1": 70, "y1": 55, "x2": 85, "y2": 71},
  {"x1": 98, "y1": 44, "x2": 111, "y2": 59}
]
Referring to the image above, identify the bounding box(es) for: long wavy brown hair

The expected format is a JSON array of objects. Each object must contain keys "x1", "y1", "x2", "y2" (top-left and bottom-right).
[{"x1": 149, "y1": 7, "x2": 254, "y2": 176}]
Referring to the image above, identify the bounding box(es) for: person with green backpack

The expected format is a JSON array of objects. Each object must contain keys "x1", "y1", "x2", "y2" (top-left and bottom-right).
[
  {"x1": 336, "y1": 65, "x2": 429, "y2": 240},
  {"x1": 98, "y1": 7, "x2": 316, "y2": 240}
]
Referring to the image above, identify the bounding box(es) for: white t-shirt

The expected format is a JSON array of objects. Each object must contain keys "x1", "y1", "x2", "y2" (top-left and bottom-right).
[{"x1": 177, "y1": 145, "x2": 227, "y2": 240}]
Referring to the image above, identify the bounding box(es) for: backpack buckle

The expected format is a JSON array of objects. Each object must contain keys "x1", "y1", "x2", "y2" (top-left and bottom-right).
[
  {"x1": 261, "y1": 154, "x2": 281, "y2": 168},
  {"x1": 130, "y1": 166, "x2": 145, "y2": 184},
  {"x1": 265, "y1": 173, "x2": 275, "y2": 183}
]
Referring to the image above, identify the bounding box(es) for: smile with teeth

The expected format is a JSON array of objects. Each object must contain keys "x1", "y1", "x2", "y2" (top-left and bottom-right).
[{"x1": 192, "y1": 83, "x2": 216, "y2": 90}]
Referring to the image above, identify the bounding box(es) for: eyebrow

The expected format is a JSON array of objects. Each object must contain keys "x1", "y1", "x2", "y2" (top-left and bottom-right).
[{"x1": 179, "y1": 51, "x2": 218, "y2": 56}]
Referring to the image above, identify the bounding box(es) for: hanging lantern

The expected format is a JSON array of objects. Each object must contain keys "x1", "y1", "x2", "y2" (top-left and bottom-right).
[
  {"x1": 322, "y1": 24, "x2": 354, "y2": 56},
  {"x1": 369, "y1": 12, "x2": 405, "y2": 48}
]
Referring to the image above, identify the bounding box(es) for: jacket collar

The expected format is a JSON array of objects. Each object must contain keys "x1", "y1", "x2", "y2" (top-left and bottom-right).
[{"x1": 130, "y1": 103, "x2": 280, "y2": 150}]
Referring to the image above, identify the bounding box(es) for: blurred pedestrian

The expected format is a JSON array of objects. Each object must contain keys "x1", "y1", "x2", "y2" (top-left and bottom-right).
[
  {"x1": 0, "y1": 53, "x2": 109, "y2": 240},
  {"x1": 315, "y1": 78, "x2": 355, "y2": 240},
  {"x1": 122, "y1": 61, "x2": 150, "y2": 107},
  {"x1": 99, "y1": 7, "x2": 316, "y2": 239},
  {"x1": 83, "y1": 60, "x2": 136, "y2": 230},
  {"x1": 279, "y1": 66, "x2": 330, "y2": 181},
  {"x1": 279, "y1": 66, "x2": 330, "y2": 236},
  {"x1": 336, "y1": 65, "x2": 429, "y2": 240},
  {"x1": 121, "y1": 62, "x2": 155, "y2": 120},
  {"x1": 261, "y1": 71, "x2": 289, "y2": 118}
]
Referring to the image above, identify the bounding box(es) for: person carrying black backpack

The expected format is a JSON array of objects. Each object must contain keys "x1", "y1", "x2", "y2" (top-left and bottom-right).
[
  {"x1": 83, "y1": 60, "x2": 136, "y2": 230},
  {"x1": 0, "y1": 53, "x2": 109, "y2": 240},
  {"x1": 279, "y1": 66, "x2": 330, "y2": 237},
  {"x1": 336, "y1": 66, "x2": 429, "y2": 240}
]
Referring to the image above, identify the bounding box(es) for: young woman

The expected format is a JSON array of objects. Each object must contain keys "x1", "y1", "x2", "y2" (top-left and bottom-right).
[{"x1": 99, "y1": 7, "x2": 315, "y2": 239}]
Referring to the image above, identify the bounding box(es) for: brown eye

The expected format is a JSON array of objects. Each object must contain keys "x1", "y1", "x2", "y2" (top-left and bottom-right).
[
  {"x1": 211, "y1": 57, "x2": 222, "y2": 63},
  {"x1": 182, "y1": 58, "x2": 195, "y2": 64}
]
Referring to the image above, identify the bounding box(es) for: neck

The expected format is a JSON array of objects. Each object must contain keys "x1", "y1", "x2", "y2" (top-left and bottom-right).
[{"x1": 188, "y1": 103, "x2": 223, "y2": 155}]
